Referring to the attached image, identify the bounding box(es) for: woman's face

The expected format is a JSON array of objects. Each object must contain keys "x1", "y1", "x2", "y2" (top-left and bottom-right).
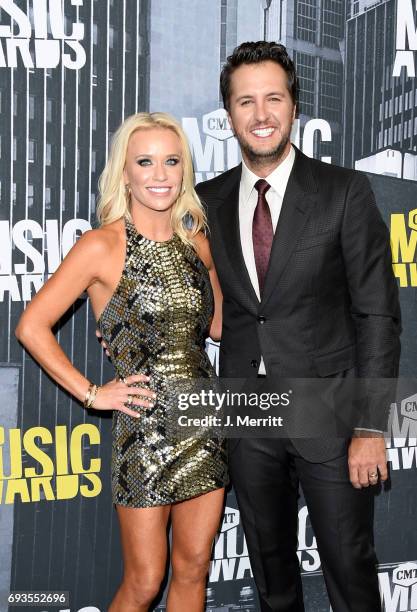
[{"x1": 123, "y1": 127, "x2": 184, "y2": 214}]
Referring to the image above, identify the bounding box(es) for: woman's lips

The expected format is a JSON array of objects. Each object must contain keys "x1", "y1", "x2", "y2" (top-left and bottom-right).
[{"x1": 146, "y1": 186, "x2": 171, "y2": 194}]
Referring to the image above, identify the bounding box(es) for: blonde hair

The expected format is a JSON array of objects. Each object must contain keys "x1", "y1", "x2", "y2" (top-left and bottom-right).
[{"x1": 97, "y1": 112, "x2": 207, "y2": 246}]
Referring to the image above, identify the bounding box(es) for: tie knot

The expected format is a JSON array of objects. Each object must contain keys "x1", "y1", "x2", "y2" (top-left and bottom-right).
[{"x1": 254, "y1": 179, "x2": 270, "y2": 197}]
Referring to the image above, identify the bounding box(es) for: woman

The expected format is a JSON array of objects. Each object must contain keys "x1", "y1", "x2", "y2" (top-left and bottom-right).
[{"x1": 15, "y1": 112, "x2": 228, "y2": 611}]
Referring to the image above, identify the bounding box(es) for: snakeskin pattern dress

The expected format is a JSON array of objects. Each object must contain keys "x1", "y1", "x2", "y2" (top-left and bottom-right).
[{"x1": 97, "y1": 218, "x2": 228, "y2": 507}]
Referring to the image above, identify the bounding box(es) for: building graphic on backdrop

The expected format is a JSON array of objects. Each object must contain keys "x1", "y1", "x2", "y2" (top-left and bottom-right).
[
  {"x1": 343, "y1": 0, "x2": 417, "y2": 177},
  {"x1": 149, "y1": 0, "x2": 264, "y2": 120}
]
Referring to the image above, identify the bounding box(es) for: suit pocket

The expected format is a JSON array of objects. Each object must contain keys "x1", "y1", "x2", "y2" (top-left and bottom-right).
[{"x1": 313, "y1": 344, "x2": 356, "y2": 377}]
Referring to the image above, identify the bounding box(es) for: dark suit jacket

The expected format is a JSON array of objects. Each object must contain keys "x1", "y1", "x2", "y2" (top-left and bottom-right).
[{"x1": 196, "y1": 146, "x2": 401, "y2": 461}]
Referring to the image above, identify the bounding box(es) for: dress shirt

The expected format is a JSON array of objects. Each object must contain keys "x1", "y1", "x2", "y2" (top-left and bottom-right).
[{"x1": 239, "y1": 145, "x2": 295, "y2": 374}]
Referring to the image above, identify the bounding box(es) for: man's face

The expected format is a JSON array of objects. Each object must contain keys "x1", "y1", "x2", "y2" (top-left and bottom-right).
[{"x1": 227, "y1": 61, "x2": 296, "y2": 169}]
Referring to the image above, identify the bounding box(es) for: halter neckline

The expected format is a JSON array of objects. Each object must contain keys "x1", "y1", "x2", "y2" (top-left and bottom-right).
[{"x1": 125, "y1": 217, "x2": 177, "y2": 245}]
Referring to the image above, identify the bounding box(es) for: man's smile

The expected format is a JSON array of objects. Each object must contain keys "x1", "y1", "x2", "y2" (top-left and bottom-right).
[{"x1": 250, "y1": 127, "x2": 276, "y2": 138}]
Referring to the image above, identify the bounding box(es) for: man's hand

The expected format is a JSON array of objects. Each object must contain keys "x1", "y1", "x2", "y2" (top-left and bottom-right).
[
  {"x1": 348, "y1": 433, "x2": 388, "y2": 489},
  {"x1": 96, "y1": 329, "x2": 111, "y2": 357}
]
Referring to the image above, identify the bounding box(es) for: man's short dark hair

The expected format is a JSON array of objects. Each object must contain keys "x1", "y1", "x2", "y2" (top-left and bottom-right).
[{"x1": 220, "y1": 41, "x2": 298, "y2": 112}]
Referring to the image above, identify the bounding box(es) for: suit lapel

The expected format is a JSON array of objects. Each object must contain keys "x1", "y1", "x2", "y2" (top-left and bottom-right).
[
  {"x1": 214, "y1": 165, "x2": 260, "y2": 310},
  {"x1": 261, "y1": 147, "x2": 318, "y2": 307}
]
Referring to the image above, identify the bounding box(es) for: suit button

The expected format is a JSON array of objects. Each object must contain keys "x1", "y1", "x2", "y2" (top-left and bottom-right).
[
  {"x1": 257, "y1": 316, "x2": 266, "y2": 324},
  {"x1": 251, "y1": 359, "x2": 259, "y2": 368}
]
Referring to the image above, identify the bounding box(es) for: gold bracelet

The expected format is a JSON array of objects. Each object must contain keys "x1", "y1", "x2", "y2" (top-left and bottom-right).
[{"x1": 84, "y1": 382, "x2": 99, "y2": 409}]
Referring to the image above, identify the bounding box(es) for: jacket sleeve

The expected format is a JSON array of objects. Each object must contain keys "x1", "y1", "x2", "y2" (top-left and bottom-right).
[{"x1": 341, "y1": 172, "x2": 401, "y2": 430}]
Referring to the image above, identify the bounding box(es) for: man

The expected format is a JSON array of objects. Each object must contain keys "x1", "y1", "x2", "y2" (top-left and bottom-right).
[{"x1": 195, "y1": 42, "x2": 401, "y2": 612}]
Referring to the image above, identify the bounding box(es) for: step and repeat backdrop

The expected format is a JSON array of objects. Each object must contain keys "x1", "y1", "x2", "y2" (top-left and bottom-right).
[{"x1": 0, "y1": 1, "x2": 416, "y2": 611}]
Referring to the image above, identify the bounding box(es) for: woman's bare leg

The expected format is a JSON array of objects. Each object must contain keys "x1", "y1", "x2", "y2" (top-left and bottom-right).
[
  {"x1": 109, "y1": 504, "x2": 171, "y2": 612},
  {"x1": 166, "y1": 488, "x2": 225, "y2": 612}
]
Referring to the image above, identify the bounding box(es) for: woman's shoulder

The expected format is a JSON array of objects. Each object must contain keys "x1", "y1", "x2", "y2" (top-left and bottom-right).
[
  {"x1": 76, "y1": 219, "x2": 125, "y2": 257},
  {"x1": 193, "y1": 231, "x2": 213, "y2": 270}
]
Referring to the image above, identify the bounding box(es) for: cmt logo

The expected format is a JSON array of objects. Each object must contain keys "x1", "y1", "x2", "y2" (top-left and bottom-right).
[
  {"x1": 393, "y1": 563, "x2": 417, "y2": 587},
  {"x1": 0, "y1": 0, "x2": 86, "y2": 69},
  {"x1": 379, "y1": 562, "x2": 417, "y2": 612},
  {"x1": 221, "y1": 506, "x2": 240, "y2": 532},
  {"x1": 402, "y1": 394, "x2": 417, "y2": 421},
  {"x1": 202, "y1": 109, "x2": 234, "y2": 141},
  {"x1": 390, "y1": 209, "x2": 417, "y2": 287}
]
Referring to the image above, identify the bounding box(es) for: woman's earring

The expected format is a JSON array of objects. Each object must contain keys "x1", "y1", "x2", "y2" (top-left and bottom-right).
[{"x1": 125, "y1": 183, "x2": 131, "y2": 198}]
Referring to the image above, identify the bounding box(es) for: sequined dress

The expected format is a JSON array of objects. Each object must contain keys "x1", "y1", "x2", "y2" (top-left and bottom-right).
[{"x1": 98, "y1": 219, "x2": 228, "y2": 507}]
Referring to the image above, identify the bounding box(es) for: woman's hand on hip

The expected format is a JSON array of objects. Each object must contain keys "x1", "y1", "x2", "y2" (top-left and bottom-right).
[{"x1": 93, "y1": 374, "x2": 156, "y2": 418}]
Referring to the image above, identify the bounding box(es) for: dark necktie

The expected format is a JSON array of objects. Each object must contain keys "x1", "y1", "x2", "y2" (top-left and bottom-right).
[{"x1": 252, "y1": 179, "x2": 273, "y2": 295}]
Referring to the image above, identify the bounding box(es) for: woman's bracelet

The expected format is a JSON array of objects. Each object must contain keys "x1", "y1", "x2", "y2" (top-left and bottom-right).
[{"x1": 84, "y1": 382, "x2": 100, "y2": 409}]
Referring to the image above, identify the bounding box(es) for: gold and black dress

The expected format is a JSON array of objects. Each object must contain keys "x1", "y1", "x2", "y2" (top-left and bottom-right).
[{"x1": 97, "y1": 219, "x2": 227, "y2": 507}]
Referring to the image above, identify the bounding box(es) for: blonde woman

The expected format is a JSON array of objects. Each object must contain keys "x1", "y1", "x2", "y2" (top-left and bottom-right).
[{"x1": 16, "y1": 113, "x2": 227, "y2": 611}]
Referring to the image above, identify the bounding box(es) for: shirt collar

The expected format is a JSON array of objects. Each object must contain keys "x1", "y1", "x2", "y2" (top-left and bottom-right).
[{"x1": 240, "y1": 144, "x2": 296, "y2": 205}]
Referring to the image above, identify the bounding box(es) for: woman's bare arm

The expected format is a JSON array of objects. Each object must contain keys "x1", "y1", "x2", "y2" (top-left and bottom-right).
[
  {"x1": 195, "y1": 233, "x2": 223, "y2": 342},
  {"x1": 15, "y1": 230, "x2": 153, "y2": 415}
]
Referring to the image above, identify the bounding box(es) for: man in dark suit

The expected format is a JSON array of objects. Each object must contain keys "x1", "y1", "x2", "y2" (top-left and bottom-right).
[{"x1": 195, "y1": 42, "x2": 401, "y2": 612}]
